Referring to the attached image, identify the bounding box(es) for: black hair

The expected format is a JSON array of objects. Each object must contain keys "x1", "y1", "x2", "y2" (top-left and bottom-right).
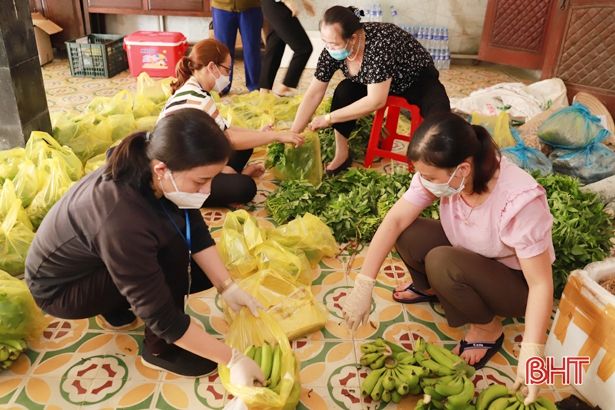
[
  {"x1": 104, "y1": 108, "x2": 231, "y2": 190},
  {"x1": 407, "y1": 112, "x2": 500, "y2": 194},
  {"x1": 321, "y1": 5, "x2": 363, "y2": 39}
]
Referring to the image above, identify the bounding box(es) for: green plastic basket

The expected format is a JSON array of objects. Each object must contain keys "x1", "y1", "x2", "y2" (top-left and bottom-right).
[{"x1": 66, "y1": 34, "x2": 128, "y2": 78}]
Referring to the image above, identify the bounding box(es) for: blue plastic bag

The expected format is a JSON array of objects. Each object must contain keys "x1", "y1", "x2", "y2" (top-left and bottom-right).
[
  {"x1": 549, "y1": 141, "x2": 615, "y2": 184},
  {"x1": 538, "y1": 102, "x2": 610, "y2": 149},
  {"x1": 502, "y1": 129, "x2": 552, "y2": 175}
]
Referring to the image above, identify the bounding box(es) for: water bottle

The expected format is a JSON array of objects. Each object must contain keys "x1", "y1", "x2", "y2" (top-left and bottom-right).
[
  {"x1": 417, "y1": 26, "x2": 425, "y2": 47},
  {"x1": 377, "y1": 3, "x2": 383, "y2": 22},
  {"x1": 444, "y1": 50, "x2": 451, "y2": 70},
  {"x1": 390, "y1": 6, "x2": 399, "y2": 25},
  {"x1": 434, "y1": 27, "x2": 442, "y2": 49},
  {"x1": 427, "y1": 27, "x2": 435, "y2": 49},
  {"x1": 370, "y1": 3, "x2": 377, "y2": 22}
]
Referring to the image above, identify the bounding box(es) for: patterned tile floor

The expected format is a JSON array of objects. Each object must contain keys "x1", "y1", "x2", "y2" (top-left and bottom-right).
[{"x1": 0, "y1": 60, "x2": 573, "y2": 409}]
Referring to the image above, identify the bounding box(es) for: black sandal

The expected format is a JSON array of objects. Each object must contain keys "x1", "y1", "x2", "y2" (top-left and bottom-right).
[
  {"x1": 458, "y1": 333, "x2": 504, "y2": 370},
  {"x1": 392, "y1": 283, "x2": 439, "y2": 304},
  {"x1": 325, "y1": 153, "x2": 353, "y2": 176}
]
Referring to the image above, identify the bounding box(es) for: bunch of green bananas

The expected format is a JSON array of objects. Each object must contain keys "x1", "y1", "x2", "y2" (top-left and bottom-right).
[
  {"x1": 476, "y1": 384, "x2": 557, "y2": 410},
  {"x1": 0, "y1": 338, "x2": 27, "y2": 370},
  {"x1": 245, "y1": 342, "x2": 283, "y2": 391},
  {"x1": 360, "y1": 339, "x2": 425, "y2": 403}
]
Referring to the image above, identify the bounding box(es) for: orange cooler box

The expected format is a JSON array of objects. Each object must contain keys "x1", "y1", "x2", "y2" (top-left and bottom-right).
[{"x1": 123, "y1": 31, "x2": 188, "y2": 77}]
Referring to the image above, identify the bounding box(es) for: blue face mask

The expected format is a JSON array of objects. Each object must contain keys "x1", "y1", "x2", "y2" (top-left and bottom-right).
[{"x1": 327, "y1": 41, "x2": 350, "y2": 61}]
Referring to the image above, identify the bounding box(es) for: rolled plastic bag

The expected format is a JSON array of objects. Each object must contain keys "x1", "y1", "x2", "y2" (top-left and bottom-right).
[
  {"x1": 0, "y1": 180, "x2": 33, "y2": 230},
  {"x1": 0, "y1": 269, "x2": 46, "y2": 341},
  {"x1": 538, "y1": 102, "x2": 610, "y2": 149},
  {"x1": 0, "y1": 203, "x2": 35, "y2": 276},
  {"x1": 501, "y1": 128, "x2": 552, "y2": 175},
  {"x1": 27, "y1": 158, "x2": 74, "y2": 229},
  {"x1": 0, "y1": 148, "x2": 26, "y2": 182},
  {"x1": 218, "y1": 309, "x2": 301, "y2": 410},
  {"x1": 268, "y1": 131, "x2": 323, "y2": 186},
  {"x1": 268, "y1": 213, "x2": 338, "y2": 266},
  {"x1": 25, "y1": 131, "x2": 83, "y2": 181},
  {"x1": 231, "y1": 270, "x2": 327, "y2": 340}
]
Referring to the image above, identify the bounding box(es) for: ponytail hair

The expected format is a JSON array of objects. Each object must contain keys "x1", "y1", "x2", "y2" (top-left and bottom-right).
[
  {"x1": 170, "y1": 39, "x2": 231, "y2": 93},
  {"x1": 407, "y1": 112, "x2": 500, "y2": 194},
  {"x1": 321, "y1": 5, "x2": 363, "y2": 39},
  {"x1": 104, "y1": 108, "x2": 232, "y2": 190}
]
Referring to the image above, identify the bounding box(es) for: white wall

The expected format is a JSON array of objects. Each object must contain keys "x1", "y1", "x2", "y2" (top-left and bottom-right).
[{"x1": 105, "y1": 0, "x2": 487, "y2": 54}]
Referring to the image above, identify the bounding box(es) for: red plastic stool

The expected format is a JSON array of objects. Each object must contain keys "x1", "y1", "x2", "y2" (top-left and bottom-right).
[{"x1": 363, "y1": 96, "x2": 423, "y2": 170}]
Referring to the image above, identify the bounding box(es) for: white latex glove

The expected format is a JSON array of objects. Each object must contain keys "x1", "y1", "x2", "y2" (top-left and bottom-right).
[
  {"x1": 341, "y1": 274, "x2": 375, "y2": 331},
  {"x1": 221, "y1": 283, "x2": 263, "y2": 316},
  {"x1": 512, "y1": 342, "x2": 545, "y2": 405},
  {"x1": 228, "y1": 348, "x2": 265, "y2": 387}
]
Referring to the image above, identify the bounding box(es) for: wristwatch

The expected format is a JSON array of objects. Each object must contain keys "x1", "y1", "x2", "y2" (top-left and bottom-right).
[{"x1": 325, "y1": 113, "x2": 332, "y2": 125}]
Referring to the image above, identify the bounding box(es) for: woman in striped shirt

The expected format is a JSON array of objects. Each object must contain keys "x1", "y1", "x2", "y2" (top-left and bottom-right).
[{"x1": 159, "y1": 39, "x2": 304, "y2": 207}]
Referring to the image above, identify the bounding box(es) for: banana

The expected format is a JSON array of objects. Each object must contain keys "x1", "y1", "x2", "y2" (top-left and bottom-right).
[
  {"x1": 361, "y1": 343, "x2": 385, "y2": 354},
  {"x1": 260, "y1": 343, "x2": 273, "y2": 381},
  {"x1": 2, "y1": 359, "x2": 13, "y2": 369},
  {"x1": 381, "y1": 389, "x2": 392, "y2": 403},
  {"x1": 424, "y1": 386, "x2": 445, "y2": 402},
  {"x1": 253, "y1": 346, "x2": 262, "y2": 370},
  {"x1": 370, "y1": 371, "x2": 386, "y2": 401},
  {"x1": 269, "y1": 344, "x2": 282, "y2": 389},
  {"x1": 409, "y1": 384, "x2": 422, "y2": 395},
  {"x1": 360, "y1": 352, "x2": 383, "y2": 365},
  {"x1": 370, "y1": 355, "x2": 387, "y2": 370},
  {"x1": 445, "y1": 376, "x2": 474, "y2": 409},
  {"x1": 381, "y1": 371, "x2": 396, "y2": 391},
  {"x1": 244, "y1": 345, "x2": 255, "y2": 360},
  {"x1": 381, "y1": 338, "x2": 407, "y2": 355},
  {"x1": 435, "y1": 375, "x2": 464, "y2": 397},
  {"x1": 0, "y1": 347, "x2": 8, "y2": 362},
  {"x1": 391, "y1": 390, "x2": 402, "y2": 403},
  {"x1": 395, "y1": 351, "x2": 416, "y2": 364},
  {"x1": 0, "y1": 339, "x2": 24, "y2": 352},
  {"x1": 396, "y1": 382, "x2": 410, "y2": 396},
  {"x1": 360, "y1": 367, "x2": 386, "y2": 396},
  {"x1": 414, "y1": 337, "x2": 426, "y2": 352},
  {"x1": 476, "y1": 384, "x2": 509, "y2": 410},
  {"x1": 421, "y1": 359, "x2": 454, "y2": 376},
  {"x1": 534, "y1": 397, "x2": 557, "y2": 410},
  {"x1": 488, "y1": 397, "x2": 513, "y2": 410},
  {"x1": 426, "y1": 343, "x2": 459, "y2": 370}
]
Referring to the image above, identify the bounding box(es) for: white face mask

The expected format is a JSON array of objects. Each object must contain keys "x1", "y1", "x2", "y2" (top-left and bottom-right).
[
  {"x1": 161, "y1": 171, "x2": 210, "y2": 209},
  {"x1": 418, "y1": 165, "x2": 465, "y2": 198},
  {"x1": 213, "y1": 65, "x2": 230, "y2": 93}
]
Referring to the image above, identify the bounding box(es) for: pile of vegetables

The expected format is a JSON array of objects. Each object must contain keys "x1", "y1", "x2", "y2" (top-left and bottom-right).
[
  {"x1": 265, "y1": 168, "x2": 439, "y2": 244},
  {"x1": 534, "y1": 173, "x2": 614, "y2": 298},
  {"x1": 358, "y1": 338, "x2": 558, "y2": 409}
]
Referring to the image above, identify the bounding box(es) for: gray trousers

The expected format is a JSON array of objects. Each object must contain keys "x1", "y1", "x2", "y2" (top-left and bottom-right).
[{"x1": 394, "y1": 218, "x2": 528, "y2": 327}]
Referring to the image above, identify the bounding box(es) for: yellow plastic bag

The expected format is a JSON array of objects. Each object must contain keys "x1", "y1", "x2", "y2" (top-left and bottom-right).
[
  {"x1": 0, "y1": 148, "x2": 26, "y2": 182},
  {"x1": 25, "y1": 131, "x2": 83, "y2": 181},
  {"x1": 84, "y1": 152, "x2": 107, "y2": 174},
  {"x1": 107, "y1": 113, "x2": 137, "y2": 141},
  {"x1": 135, "y1": 116, "x2": 158, "y2": 132},
  {"x1": 12, "y1": 160, "x2": 41, "y2": 208},
  {"x1": 0, "y1": 269, "x2": 47, "y2": 340},
  {"x1": 86, "y1": 90, "x2": 134, "y2": 116},
  {"x1": 471, "y1": 111, "x2": 516, "y2": 148},
  {"x1": 218, "y1": 309, "x2": 300, "y2": 410},
  {"x1": 0, "y1": 180, "x2": 33, "y2": 230},
  {"x1": 224, "y1": 210, "x2": 266, "y2": 250},
  {"x1": 268, "y1": 213, "x2": 338, "y2": 266},
  {"x1": 136, "y1": 72, "x2": 173, "y2": 104},
  {"x1": 0, "y1": 203, "x2": 35, "y2": 276},
  {"x1": 52, "y1": 112, "x2": 113, "y2": 162},
  {"x1": 253, "y1": 241, "x2": 312, "y2": 286},
  {"x1": 232, "y1": 270, "x2": 327, "y2": 340},
  {"x1": 27, "y1": 158, "x2": 74, "y2": 229},
  {"x1": 270, "y1": 131, "x2": 323, "y2": 186},
  {"x1": 219, "y1": 229, "x2": 258, "y2": 279}
]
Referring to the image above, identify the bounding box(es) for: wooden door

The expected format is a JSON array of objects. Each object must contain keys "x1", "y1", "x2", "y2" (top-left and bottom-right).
[
  {"x1": 32, "y1": 0, "x2": 87, "y2": 50},
  {"x1": 148, "y1": 0, "x2": 208, "y2": 14},
  {"x1": 542, "y1": 0, "x2": 615, "y2": 115},
  {"x1": 478, "y1": 0, "x2": 556, "y2": 69}
]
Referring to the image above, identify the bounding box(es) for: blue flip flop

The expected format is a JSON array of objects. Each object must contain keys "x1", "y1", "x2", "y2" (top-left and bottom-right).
[
  {"x1": 458, "y1": 333, "x2": 504, "y2": 370},
  {"x1": 392, "y1": 283, "x2": 439, "y2": 304}
]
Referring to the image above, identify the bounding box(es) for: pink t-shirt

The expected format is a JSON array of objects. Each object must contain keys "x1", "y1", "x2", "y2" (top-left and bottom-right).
[{"x1": 402, "y1": 157, "x2": 555, "y2": 270}]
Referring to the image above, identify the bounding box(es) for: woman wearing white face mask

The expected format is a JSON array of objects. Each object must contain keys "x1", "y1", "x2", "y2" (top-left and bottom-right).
[
  {"x1": 290, "y1": 5, "x2": 450, "y2": 175},
  {"x1": 159, "y1": 38, "x2": 305, "y2": 207},
  {"x1": 26, "y1": 109, "x2": 266, "y2": 384},
  {"x1": 341, "y1": 112, "x2": 556, "y2": 405}
]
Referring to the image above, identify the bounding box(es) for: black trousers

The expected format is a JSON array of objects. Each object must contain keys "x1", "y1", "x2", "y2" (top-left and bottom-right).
[
  {"x1": 330, "y1": 66, "x2": 451, "y2": 138},
  {"x1": 205, "y1": 148, "x2": 257, "y2": 207},
  {"x1": 259, "y1": 0, "x2": 313, "y2": 89},
  {"x1": 35, "y1": 257, "x2": 213, "y2": 355}
]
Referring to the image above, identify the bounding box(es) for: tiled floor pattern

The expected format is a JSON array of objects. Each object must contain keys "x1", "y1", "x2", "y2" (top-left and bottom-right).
[{"x1": 0, "y1": 60, "x2": 573, "y2": 409}]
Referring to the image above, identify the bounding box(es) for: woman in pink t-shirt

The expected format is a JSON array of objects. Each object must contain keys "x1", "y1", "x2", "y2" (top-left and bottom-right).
[{"x1": 341, "y1": 112, "x2": 555, "y2": 405}]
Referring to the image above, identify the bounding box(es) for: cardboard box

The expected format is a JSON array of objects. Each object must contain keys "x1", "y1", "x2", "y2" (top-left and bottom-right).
[{"x1": 31, "y1": 13, "x2": 62, "y2": 65}]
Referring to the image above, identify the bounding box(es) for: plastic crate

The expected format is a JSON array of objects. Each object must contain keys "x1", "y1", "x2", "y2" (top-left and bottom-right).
[{"x1": 66, "y1": 34, "x2": 128, "y2": 78}]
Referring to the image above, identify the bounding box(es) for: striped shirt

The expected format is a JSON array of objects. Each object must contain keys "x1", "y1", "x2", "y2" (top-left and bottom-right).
[{"x1": 158, "y1": 76, "x2": 229, "y2": 131}]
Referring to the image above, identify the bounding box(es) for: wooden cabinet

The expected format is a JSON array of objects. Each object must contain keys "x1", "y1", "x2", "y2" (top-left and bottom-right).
[
  {"x1": 86, "y1": 0, "x2": 211, "y2": 16},
  {"x1": 30, "y1": 0, "x2": 87, "y2": 50}
]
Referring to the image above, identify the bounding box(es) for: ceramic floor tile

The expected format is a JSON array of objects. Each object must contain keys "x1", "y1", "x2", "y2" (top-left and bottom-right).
[
  {"x1": 78, "y1": 378, "x2": 157, "y2": 409},
  {"x1": 151, "y1": 381, "x2": 225, "y2": 410},
  {"x1": 297, "y1": 385, "x2": 363, "y2": 410},
  {"x1": 296, "y1": 341, "x2": 360, "y2": 388}
]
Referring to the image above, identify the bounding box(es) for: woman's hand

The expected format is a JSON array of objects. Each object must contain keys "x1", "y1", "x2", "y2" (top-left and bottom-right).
[
  {"x1": 228, "y1": 348, "x2": 266, "y2": 386},
  {"x1": 221, "y1": 283, "x2": 263, "y2": 316},
  {"x1": 276, "y1": 131, "x2": 304, "y2": 147},
  {"x1": 341, "y1": 274, "x2": 375, "y2": 331},
  {"x1": 513, "y1": 342, "x2": 545, "y2": 404},
  {"x1": 308, "y1": 115, "x2": 330, "y2": 131}
]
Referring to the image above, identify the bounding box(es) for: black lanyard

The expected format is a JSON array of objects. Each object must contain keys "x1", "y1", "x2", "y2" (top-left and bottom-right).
[{"x1": 161, "y1": 205, "x2": 192, "y2": 310}]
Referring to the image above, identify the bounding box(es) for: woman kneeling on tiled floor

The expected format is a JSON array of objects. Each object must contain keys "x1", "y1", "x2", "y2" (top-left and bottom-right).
[{"x1": 342, "y1": 111, "x2": 555, "y2": 405}]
